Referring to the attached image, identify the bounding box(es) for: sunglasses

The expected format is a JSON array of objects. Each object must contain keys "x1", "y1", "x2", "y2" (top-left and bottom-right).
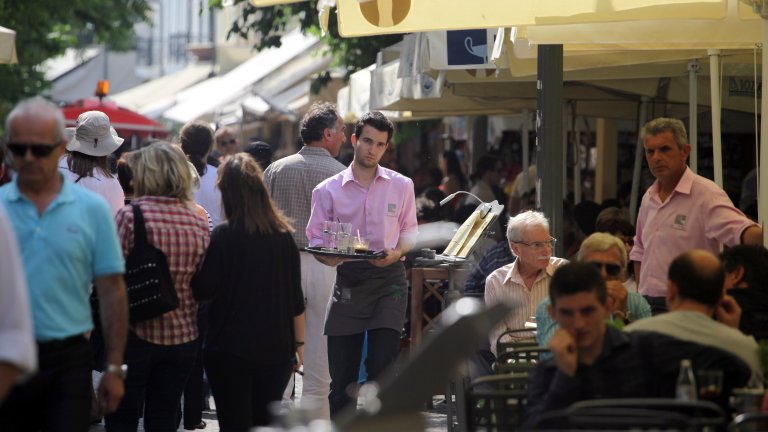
[
  {"x1": 586, "y1": 261, "x2": 623, "y2": 277},
  {"x1": 221, "y1": 139, "x2": 237, "y2": 146},
  {"x1": 7, "y1": 142, "x2": 61, "y2": 158}
]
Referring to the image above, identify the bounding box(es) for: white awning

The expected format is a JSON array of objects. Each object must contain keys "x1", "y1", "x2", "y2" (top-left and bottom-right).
[
  {"x1": 110, "y1": 64, "x2": 212, "y2": 117},
  {"x1": 162, "y1": 30, "x2": 319, "y2": 124},
  {"x1": 0, "y1": 26, "x2": 17, "y2": 64}
]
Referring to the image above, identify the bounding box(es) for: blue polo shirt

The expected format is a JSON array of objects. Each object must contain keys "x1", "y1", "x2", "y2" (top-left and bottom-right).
[{"x1": 0, "y1": 176, "x2": 125, "y2": 341}]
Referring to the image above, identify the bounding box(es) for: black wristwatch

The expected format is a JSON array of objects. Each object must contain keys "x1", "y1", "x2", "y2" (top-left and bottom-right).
[{"x1": 105, "y1": 363, "x2": 128, "y2": 379}]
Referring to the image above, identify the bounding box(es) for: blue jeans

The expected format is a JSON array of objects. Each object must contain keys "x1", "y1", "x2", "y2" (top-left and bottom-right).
[
  {"x1": 0, "y1": 335, "x2": 92, "y2": 432},
  {"x1": 327, "y1": 328, "x2": 401, "y2": 418},
  {"x1": 105, "y1": 332, "x2": 198, "y2": 432}
]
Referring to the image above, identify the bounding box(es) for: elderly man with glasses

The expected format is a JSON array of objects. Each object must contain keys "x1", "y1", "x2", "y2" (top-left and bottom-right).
[
  {"x1": 485, "y1": 210, "x2": 568, "y2": 356},
  {"x1": 534, "y1": 232, "x2": 652, "y2": 348}
]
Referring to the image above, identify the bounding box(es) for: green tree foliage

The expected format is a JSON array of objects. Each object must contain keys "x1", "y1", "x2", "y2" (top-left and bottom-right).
[
  {"x1": 0, "y1": 0, "x2": 151, "y2": 106},
  {"x1": 210, "y1": 0, "x2": 402, "y2": 91}
]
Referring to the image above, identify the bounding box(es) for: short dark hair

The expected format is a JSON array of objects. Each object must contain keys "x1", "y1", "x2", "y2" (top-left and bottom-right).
[
  {"x1": 596, "y1": 217, "x2": 635, "y2": 238},
  {"x1": 549, "y1": 262, "x2": 607, "y2": 307},
  {"x1": 299, "y1": 102, "x2": 339, "y2": 145},
  {"x1": 354, "y1": 111, "x2": 394, "y2": 144},
  {"x1": 668, "y1": 251, "x2": 725, "y2": 307},
  {"x1": 179, "y1": 121, "x2": 214, "y2": 176},
  {"x1": 719, "y1": 245, "x2": 768, "y2": 290}
]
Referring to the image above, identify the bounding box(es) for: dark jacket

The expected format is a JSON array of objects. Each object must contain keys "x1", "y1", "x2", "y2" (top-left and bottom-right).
[
  {"x1": 524, "y1": 327, "x2": 751, "y2": 428},
  {"x1": 191, "y1": 224, "x2": 304, "y2": 364}
]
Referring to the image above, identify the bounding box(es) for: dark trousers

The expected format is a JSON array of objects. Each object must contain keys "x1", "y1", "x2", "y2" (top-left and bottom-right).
[
  {"x1": 105, "y1": 332, "x2": 197, "y2": 432},
  {"x1": 328, "y1": 328, "x2": 401, "y2": 418},
  {"x1": 643, "y1": 295, "x2": 668, "y2": 316},
  {"x1": 204, "y1": 350, "x2": 292, "y2": 432},
  {"x1": 0, "y1": 335, "x2": 92, "y2": 432},
  {"x1": 177, "y1": 337, "x2": 205, "y2": 429}
]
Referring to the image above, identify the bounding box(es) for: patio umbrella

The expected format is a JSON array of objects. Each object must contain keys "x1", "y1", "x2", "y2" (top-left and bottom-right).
[
  {"x1": 0, "y1": 26, "x2": 17, "y2": 64},
  {"x1": 334, "y1": 0, "x2": 727, "y2": 37},
  {"x1": 61, "y1": 98, "x2": 169, "y2": 142}
]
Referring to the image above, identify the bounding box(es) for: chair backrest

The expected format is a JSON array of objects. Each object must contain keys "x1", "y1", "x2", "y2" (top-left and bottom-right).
[
  {"x1": 535, "y1": 406, "x2": 693, "y2": 430},
  {"x1": 496, "y1": 347, "x2": 550, "y2": 365},
  {"x1": 495, "y1": 328, "x2": 536, "y2": 356},
  {"x1": 465, "y1": 374, "x2": 529, "y2": 432},
  {"x1": 570, "y1": 398, "x2": 725, "y2": 429},
  {"x1": 728, "y1": 412, "x2": 768, "y2": 432}
]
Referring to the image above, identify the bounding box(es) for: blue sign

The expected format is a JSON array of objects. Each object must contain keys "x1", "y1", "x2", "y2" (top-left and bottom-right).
[{"x1": 447, "y1": 30, "x2": 488, "y2": 66}]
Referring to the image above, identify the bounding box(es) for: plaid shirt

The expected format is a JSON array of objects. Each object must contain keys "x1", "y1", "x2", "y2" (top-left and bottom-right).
[
  {"x1": 115, "y1": 196, "x2": 210, "y2": 345},
  {"x1": 263, "y1": 146, "x2": 346, "y2": 249}
]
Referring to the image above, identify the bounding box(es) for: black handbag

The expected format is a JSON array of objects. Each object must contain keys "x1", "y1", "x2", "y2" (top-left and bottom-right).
[{"x1": 123, "y1": 204, "x2": 178, "y2": 323}]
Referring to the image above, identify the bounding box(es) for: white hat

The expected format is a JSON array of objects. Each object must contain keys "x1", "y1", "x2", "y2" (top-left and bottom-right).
[{"x1": 65, "y1": 111, "x2": 124, "y2": 157}]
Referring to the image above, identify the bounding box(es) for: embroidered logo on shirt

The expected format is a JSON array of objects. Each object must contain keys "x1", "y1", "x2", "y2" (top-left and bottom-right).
[
  {"x1": 66, "y1": 225, "x2": 80, "y2": 235},
  {"x1": 387, "y1": 203, "x2": 397, "y2": 217},
  {"x1": 672, "y1": 214, "x2": 687, "y2": 231}
]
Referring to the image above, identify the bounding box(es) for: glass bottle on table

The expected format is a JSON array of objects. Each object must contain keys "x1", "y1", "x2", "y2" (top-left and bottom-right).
[{"x1": 676, "y1": 359, "x2": 697, "y2": 401}]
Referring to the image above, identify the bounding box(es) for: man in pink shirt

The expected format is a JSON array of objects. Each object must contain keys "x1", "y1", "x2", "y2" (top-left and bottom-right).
[
  {"x1": 306, "y1": 111, "x2": 418, "y2": 418},
  {"x1": 630, "y1": 117, "x2": 762, "y2": 314}
]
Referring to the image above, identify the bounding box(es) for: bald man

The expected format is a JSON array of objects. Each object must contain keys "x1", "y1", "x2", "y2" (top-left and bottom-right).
[{"x1": 625, "y1": 250, "x2": 761, "y2": 379}]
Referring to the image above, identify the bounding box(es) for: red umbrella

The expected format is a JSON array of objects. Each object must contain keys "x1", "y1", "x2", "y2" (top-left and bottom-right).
[{"x1": 61, "y1": 98, "x2": 169, "y2": 142}]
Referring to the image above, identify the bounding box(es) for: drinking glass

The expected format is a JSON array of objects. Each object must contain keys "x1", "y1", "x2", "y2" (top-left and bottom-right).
[
  {"x1": 322, "y1": 221, "x2": 339, "y2": 250},
  {"x1": 353, "y1": 236, "x2": 370, "y2": 254},
  {"x1": 337, "y1": 223, "x2": 353, "y2": 254},
  {"x1": 697, "y1": 370, "x2": 723, "y2": 401}
]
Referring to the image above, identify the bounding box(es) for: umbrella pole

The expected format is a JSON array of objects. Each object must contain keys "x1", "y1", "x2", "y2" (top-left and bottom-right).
[
  {"x1": 688, "y1": 60, "x2": 699, "y2": 174},
  {"x1": 709, "y1": 49, "x2": 723, "y2": 188},
  {"x1": 630, "y1": 98, "x2": 649, "y2": 223},
  {"x1": 761, "y1": 22, "x2": 768, "y2": 247}
]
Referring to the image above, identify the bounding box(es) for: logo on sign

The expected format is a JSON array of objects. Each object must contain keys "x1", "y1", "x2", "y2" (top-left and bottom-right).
[
  {"x1": 728, "y1": 77, "x2": 762, "y2": 98},
  {"x1": 447, "y1": 30, "x2": 488, "y2": 66}
]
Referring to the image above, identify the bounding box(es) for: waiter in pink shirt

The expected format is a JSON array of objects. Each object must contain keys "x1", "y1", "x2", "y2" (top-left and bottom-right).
[
  {"x1": 306, "y1": 111, "x2": 418, "y2": 418},
  {"x1": 630, "y1": 117, "x2": 762, "y2": 315}
]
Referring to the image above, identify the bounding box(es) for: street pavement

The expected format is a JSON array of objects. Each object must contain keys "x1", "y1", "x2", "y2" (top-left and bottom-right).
[{"x1": 88, "y1": 372, "x2": 449, "y2": 431}]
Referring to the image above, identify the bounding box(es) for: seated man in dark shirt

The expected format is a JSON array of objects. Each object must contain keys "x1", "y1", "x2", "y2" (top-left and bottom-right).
[
  {"x1": 524, "y1": 262, "x2": 751, "y2": 428},
  {"x1": 720, "y1": 245, "x2": 768, "y2": 342},
  {"x1": 463, "y1": 240, "x2": 515, "y2": 296}
]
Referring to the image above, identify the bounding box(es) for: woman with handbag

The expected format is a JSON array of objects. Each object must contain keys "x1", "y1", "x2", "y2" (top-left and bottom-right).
[
  {"x1": 191, "y1": 153, "x2": 305, "y2": 431},
  {"x1": 105, "y1": 142, "x2": 210, "y2": 432}
]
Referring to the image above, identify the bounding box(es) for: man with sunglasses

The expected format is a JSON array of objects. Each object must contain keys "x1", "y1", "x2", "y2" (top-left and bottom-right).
[
  {"x1": 0, "y1": 98, "x2": 128, "y2": 431},
  {"x1": 213, "y1": 127, "x2": 240, "y2": 162},
  {"x1": 534, "y1": 232, "x2": 652, "y2": 348}
]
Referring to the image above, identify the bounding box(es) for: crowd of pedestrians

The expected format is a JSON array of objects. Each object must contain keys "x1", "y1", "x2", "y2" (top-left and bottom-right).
[{"x1": 1, "y1": 93, "x2": 768, "y2": 432}]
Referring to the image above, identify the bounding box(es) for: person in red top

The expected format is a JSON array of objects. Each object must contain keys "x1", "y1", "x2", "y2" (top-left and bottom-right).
[{"x1": 105, "y1": 142, "x2": 210, "y2": 432}]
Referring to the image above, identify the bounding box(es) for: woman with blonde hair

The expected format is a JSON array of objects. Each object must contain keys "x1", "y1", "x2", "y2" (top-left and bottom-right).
[
  {"x1": 105, "y1": 142, "x2": 210, "y2": 432},
  {"x1": 192, "y1": 153, "x2": 305, "y2": 431}
]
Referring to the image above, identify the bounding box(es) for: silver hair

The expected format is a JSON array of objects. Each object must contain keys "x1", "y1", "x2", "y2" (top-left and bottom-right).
[
  {"x1": 577, "y1": 232, "x2": 627, "y2": 269},
  {"x1": 506, "y1": 210, "x2": 550, "y2": 243},
  {"x1": 4, "y1": 96, "x2": 65, "y2": 142},
  {"x1": 641, "y1": 117, "x2": 688, "y2": 150}
]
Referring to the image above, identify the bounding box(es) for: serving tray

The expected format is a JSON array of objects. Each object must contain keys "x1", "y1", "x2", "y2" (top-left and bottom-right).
[{"x1": 305, "y1": 246, "x2": 386, "y2": 260}]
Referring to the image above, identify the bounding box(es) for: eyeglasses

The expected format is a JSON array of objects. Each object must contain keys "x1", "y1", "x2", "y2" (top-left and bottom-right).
[
  {"x1": 586, "y1": 261, "x2": 623, "y2": 277},
  {"x1": 513, "y1": 237, "x2": 557, "y2": 249},
  {"x1": 7, "y1": 142, "x2": 61, "y2": 158}
]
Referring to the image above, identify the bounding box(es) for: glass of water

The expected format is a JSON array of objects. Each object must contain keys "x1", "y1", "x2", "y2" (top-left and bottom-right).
[
  {"x1": 337, "y1": 223, "x2": 353, "y2": 254},
  {"x1": 322, "y1": 221, "x2": 339, "y2": 250}
]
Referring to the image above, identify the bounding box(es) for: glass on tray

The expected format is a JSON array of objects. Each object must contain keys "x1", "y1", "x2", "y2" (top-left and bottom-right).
[
  {"x1": 322, "y1": 221, "x2": 339, "y2": 251},
  {"x1": 337, "y1": 223, "x2": 353, "y2": 254},
  {"x1": 353, "y1": 236, "x2": 370, "y2": 254}
]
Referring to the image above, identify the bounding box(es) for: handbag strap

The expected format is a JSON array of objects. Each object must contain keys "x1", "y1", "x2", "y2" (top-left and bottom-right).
[{"x1": 131, "y1": 204, "x2": 149, "y2": 249}]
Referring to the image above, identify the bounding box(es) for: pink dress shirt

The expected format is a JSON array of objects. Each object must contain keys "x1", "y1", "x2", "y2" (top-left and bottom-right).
[
  {"x1": 630, "y1": 167, "x2": 757, "y2": 297},
  {"x1": 307, "y1": 165, "x2": 418, "y2": 252}
]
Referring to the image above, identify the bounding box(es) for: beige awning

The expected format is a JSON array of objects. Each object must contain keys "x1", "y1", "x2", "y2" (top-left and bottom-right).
[
  {"x1": 336, "y1": 0, "x2": 727, "y2": 37},
  {"x1": 0, "y1": 26, "x2": 17, "y2": 64}
]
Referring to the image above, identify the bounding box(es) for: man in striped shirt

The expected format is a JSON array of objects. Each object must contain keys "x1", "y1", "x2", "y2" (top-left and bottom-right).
[{"x1": 485, "y1": 211, "x2": 567, "y2": 356}]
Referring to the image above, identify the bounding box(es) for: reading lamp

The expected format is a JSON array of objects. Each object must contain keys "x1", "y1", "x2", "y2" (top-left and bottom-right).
[{"x1": 440, "y1": 190, "x2": 493, "y2": 218}]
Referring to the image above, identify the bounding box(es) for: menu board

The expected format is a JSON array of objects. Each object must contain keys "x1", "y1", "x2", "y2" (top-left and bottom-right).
[{"x1": 441, "y1": 200, "x2": 505, "y2": 259}]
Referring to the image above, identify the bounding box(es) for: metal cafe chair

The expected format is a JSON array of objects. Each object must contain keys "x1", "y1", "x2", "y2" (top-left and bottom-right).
[
  {"x1": 496, "y1": 347, "x2": 550, "y2": 365},
  {"x1": 464, "y1": 373, "x2": 529, "y2": 431},
  {"x1": 534, "y1": 406, "x2": 693, "y2": 430},
  {"x1": 729, "y1": 412, "x2": 768, "y2": 432},
  {"x1": 532, "y1": 398, "x2": 726, "y2": 431},
  {"x1": 494, "y1": 328, "x2": 537, "y2": 358}
]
